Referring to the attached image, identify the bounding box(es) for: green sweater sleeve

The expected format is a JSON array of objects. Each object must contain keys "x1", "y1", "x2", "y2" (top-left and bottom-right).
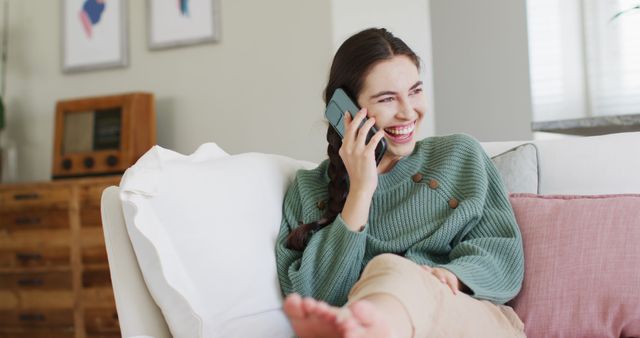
[
  {"x1": 441, "y1": 140, "x2": 524, "y2": 304},
  {"x1": 409, "y1": 136, "x2": 524, "y2": 304},
  {"x1": 275, "y1": 178, "x2": 368, "y2": 306}
]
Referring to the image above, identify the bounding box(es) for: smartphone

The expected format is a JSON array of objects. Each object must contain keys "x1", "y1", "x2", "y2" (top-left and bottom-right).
[{"x1": 325, "y1": 88, "x2": 387, "y2": 165}]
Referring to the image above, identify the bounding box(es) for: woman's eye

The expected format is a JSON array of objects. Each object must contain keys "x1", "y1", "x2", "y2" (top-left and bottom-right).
[
  {"x1": 410, "y1": 88, "x2": 423, "y2": 96},
  {"x1": 378, "y1": 97, "x2": 395, "y2": 103}
]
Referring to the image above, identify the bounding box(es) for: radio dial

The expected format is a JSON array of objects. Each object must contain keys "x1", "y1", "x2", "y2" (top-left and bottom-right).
[
  {"x1": 106, "y1": 155, "x2": 119, "y2": 167},
  {"x1": 62, "y1": 159, "x2": 72, "y2": 170},
  {"x1": 83, "y1": 157, "x2": 95, "y2": 169}
]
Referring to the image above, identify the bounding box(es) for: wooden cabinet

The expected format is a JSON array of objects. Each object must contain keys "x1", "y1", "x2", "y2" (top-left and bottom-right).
[{"x1": 0, "y1": 177, "x2": 121, "y2": 338}]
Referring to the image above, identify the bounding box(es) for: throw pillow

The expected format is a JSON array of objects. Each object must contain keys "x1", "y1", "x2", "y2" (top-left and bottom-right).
[
  {"x1": 119, "y1": 143, "x2": 316, "y2": 338},
  {"x1": 508, "y1": 193, "x2": 640, "y2": 338},
  {"x1": 490, "y1": 143, "x2": 539, "y2": 194}
]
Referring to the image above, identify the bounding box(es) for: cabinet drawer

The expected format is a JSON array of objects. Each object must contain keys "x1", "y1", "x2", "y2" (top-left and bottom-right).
[
  {"x1": 82, "y1": 287, "x2": 116, "y2": 308},
  {"x1": 0, "y1": 309, "x2": 74, "y2": 329},
  {"x1": 0, "y1": 188, "x2": 70, "y2": 212},
  {"x1": 85, "y1": 308, "x2": 119, "y2": 334},
  {"x1": 0, "y1": 248, "x2": 70, "y2": 269},
  {"x1": 0, "y1": 210, "x2": 69, "y2": 231},
  {"x1": 80, "y1": 208, "x2": 103, "y2": 227},
  {"x1": 81, "y1": 227, "x2": 105, "y2": 248},
  {"x1": 86, "y1": 334, "x2": 121, "y2": 338},
  {"x1": 0, "y1": 290, "x2": 74, "y2": 310},
  {"x1": 0, "y1": 271, "x2": 72, "y2": 290},
  {"x1": 82, "y1": 246, "x2": 108, "y2": 265},
  {"x1": 0, "y1": 330, "x2": 75, "y2": 338},
  {"x1": 0, "y1": 229, "x2": 71, "y2": 250},
  {"x1": 80, "y1": 182, "x2": 115, "y2": 209},
  {"x1": 82, "y1": 268, "x2": 112, "y2": 288}
]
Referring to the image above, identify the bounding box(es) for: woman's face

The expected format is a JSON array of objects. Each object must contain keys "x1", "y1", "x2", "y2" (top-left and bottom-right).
[{"x1": 357, "y1": 55, "x2": 426, "y2": 169}]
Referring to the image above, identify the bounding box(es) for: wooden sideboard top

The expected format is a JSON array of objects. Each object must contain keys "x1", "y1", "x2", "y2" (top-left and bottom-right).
[{"x1": 0, "y1": 176, "x2": 121, "y2": 190}]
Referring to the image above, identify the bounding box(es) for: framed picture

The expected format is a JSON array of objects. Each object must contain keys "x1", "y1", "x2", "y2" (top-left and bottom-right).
[
  {"x1": 148, "y1": 0, "x2": 220, "y2": 50},
  {"x1": 62, "y1": 0, "x2": 128, "y2": 73}
]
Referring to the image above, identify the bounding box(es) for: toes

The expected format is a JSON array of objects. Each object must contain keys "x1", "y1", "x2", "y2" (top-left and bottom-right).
[
  {"x1": 315, "y1": 301, "x2": 338, "y2": 322},
  {"x1": 302, "y1": 297, "x2": 319, "y2": 316},
  {"x1": 340, "y1": 318, "x2": 365, "y2": 338},
  {"x1": 283, "y1": 293, "x2": 305, "y2": 319},
  {"x1": 349, "y1": 300, "x2": 378, "y2": 326},
  {"x1": 338, "y1": 316, "x2": 359, "y2": 332}
]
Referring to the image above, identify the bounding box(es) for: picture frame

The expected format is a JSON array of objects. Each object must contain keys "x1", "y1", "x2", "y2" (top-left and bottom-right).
[
  {"x1": 62, "y1": 0, "x2": 128, "y2": 73},
  {"x1": 148, "y1": 0, "x2": 220, "y2": 50}
]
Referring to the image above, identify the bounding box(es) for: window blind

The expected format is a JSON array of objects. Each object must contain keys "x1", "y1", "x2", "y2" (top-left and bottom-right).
[{"x1": 527, "y1": 0, "x2": 640, "y2": 121}]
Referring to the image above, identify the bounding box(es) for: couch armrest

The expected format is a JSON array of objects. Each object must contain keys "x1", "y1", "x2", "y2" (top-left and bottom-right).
[{"x1": 101, "y1": 186, "x2": 172, "y2": 338}]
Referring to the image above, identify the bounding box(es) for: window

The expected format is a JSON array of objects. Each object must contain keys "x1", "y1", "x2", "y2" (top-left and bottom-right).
[{"x1": 527, "y1": 0, "x2": 640, "y2": 122}]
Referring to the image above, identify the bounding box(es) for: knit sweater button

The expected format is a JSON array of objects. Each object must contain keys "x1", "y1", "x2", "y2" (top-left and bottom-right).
[
  {"x1": 412, "y1": 173, "x2": 423, "y2": 183},
  {"x1": 448, "y1": 198, "x2": 459, "y2": 209},
  {"x1": 429, "y1": 179, "x2": 439, "y2": 189},
  {"x1": 317, "y1": 200, "x2": 326, "y2": 210}
]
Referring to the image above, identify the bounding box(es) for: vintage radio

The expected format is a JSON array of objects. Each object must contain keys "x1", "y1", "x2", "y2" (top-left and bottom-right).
[{"x1": 52, "y1": 92, "x2": 156, "y2": 179}]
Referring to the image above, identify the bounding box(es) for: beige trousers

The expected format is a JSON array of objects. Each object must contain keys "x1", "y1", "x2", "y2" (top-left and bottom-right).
[{"x1": 347, "y1": 254, "x2": 526, "y2": 338}]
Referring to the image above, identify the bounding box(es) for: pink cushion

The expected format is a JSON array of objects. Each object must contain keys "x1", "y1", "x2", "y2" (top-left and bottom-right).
[{"x1": 507, "y1": 193, "x2": 640, "y2": 338}]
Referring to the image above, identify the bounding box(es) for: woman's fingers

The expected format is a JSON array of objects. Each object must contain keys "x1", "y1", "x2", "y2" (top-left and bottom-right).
[
  {"x1": 430, "y1": 268, "x2": 459, "y2": 295},
  {"x1": 422, "y1": 266, "x2": 460, "y2": 295},
  {"x1": 355, "y1": 117, "x2": 377, "y2": 147},
  {"x1": 343, "y1": 108, "x2": 382, "y2": 157},
  {"x1": 365, "y1": 129, "x2": 386, "y2": 153},
  {"x1": 344, "y1": 108, "x2": 368, "y2": 140},
  {"x1": 445, "y1": 276, "x2": 459, "y2": 295}
]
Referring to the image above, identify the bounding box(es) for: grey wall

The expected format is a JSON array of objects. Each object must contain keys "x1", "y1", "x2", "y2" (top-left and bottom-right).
[
  {"x1": 2, "y1": 0, "x2": 333, "y2": 182},
  {"x1": 429, "y1": 0, "x2": 533, "y2": 141}
]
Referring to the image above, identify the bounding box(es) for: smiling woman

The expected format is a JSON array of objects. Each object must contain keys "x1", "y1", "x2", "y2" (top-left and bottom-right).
[
  {"x1": 355, "y1": 56, "x2": 425, "y2": 173},
  {"x1": 275, "y1": 28, "x2": 527, "y2": 338}
]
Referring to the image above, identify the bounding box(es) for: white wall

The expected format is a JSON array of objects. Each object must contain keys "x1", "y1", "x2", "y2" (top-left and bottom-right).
[
  {"x1": 3, "y1": 1, "x2": 511, "y2": 183},
  {"x1": 330, "y1": 0, "x2": 436, "y2": 139},
  {"x1": 2, "y1": 0, "x2": 333, "y2": 182},
  {"x1": 429, "y1": 0, "x2": 533, "y2": 141}
]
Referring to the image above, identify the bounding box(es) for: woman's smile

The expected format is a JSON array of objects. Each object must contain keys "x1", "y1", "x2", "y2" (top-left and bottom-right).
[{"x1": 383, "y1": 121, "x2": 416, "y2": 144}]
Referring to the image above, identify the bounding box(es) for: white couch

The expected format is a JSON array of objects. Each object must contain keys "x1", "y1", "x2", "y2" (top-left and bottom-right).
[{"x1": 100, "y1": 132, "x2": 640, "y2": 338}]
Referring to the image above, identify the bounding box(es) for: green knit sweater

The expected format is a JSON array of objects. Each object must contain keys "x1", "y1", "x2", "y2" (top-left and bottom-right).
[{"x1": 275, "y1": 134, "x2": 524, "y2": 306}]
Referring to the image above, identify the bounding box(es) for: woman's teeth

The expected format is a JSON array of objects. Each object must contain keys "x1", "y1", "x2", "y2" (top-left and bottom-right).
[{"x1": 385, "y1": 123, "x2": 415, "y2": 135}]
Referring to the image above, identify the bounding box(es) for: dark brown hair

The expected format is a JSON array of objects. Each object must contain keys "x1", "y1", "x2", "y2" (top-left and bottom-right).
[{"x1": 286, "y1": 28, "x2": 420, "y2": 250}]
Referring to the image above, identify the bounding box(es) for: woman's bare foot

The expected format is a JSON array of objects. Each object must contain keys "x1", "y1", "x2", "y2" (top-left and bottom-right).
[
  {"x1": 338, "y1": 300, "x2": 397, "y2": 338},
  {"x1": 283, "y1": 293, "x2": 397, "y2": 338},
  {"x1": 283, "y1": 293, "x2": 343, "y2": 338}
]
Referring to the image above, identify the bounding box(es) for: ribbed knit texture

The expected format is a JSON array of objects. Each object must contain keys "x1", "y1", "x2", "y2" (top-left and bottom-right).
[{"x1": 275, "y1": 133, "x2": 524, "y2": 306}]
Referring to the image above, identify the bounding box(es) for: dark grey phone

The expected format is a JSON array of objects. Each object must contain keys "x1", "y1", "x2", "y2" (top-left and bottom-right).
[{"x1": 325, "y1": 88, "x2": 387, "y2": 165}]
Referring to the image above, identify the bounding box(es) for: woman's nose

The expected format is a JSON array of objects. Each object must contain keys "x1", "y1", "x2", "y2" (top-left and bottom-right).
[{"x1": 396, "y1": 98, "x2": 418, "y2": 120}]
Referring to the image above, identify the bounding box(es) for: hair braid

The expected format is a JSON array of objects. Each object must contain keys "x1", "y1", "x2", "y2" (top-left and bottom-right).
[{"x1": 285, "y1": 128, "x2": 347, "y2": 250}]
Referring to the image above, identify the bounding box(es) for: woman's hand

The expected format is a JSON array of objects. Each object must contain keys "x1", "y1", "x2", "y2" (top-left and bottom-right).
[
  {"x1": 421, "y1": 266, "x2": 467, "y2": 295},
  {"x1": 339, "y1": 108, "x2": 385, "y2": 197}
]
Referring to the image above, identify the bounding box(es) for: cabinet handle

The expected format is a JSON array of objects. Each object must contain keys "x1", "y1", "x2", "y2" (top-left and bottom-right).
[
  {"x1": 14, "y1": 216, "x2": 42, "y2": 226},
  {"x1": 19, "y1": 313, "x2": 46, "y2": 321},
  {"x1": 16, "y1": 253, "x2": 43, "y2": 261},
  {"x1": 12, "y1": 193, "x2": 41, "y2": 201},
  {"x1": 17, "y1": 278, "x2": 44, "y2": 286}
]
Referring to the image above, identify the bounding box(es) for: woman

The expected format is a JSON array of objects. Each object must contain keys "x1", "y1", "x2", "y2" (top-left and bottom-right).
[{"x1": 275, "y1": 28, "x2": 526, "y2": 338}]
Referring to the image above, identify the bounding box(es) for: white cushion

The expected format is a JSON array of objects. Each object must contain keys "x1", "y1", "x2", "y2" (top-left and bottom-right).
[
  {"x1": 482, "y1": 131, "x2": 640, "y2": 194},
  {"x1": 533, "y1": 132, "x2": 640, "y2": 194},
  {"x1": 119, "y1": 142, "x2": 315, "y2": 338}
]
